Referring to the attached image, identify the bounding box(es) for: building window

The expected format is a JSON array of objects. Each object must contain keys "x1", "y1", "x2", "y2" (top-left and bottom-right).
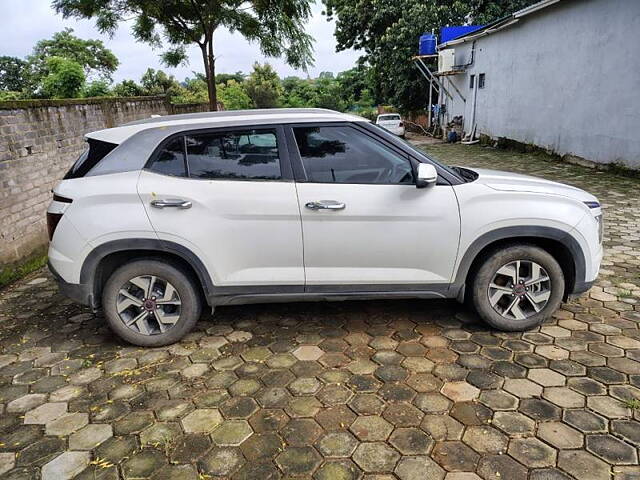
[
  {"x1": 479, "y1": 73, "x2": 486, "y2": 89},
  {"x1": 469, "y1": 75, "x2": 475, "y2": 89}
]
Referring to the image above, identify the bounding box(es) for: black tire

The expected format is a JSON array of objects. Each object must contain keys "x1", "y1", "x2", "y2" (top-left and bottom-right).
[
  {"x1": 102, "y1": 260, "x2": 201, "y2": 346},
  {"x1": 471, "y1": 244, "x2": 564, "y2": 331}
]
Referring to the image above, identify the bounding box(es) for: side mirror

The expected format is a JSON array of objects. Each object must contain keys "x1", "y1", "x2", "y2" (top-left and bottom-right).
[{"x1": 416, "y1": 163, "x2": 438, "y2": 188}]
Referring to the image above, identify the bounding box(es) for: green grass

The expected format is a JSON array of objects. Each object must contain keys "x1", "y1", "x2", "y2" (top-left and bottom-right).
[
  {"x1": 624, "y1": 398, "x2": 640, "y2": 410},
  {"x1": 0, "y1": 254, "x2": 48, "y2": 289}
]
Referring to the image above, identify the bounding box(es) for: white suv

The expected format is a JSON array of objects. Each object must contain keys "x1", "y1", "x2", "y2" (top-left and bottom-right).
[
  {"x1": 47, "y1": 108, "x2": 603, "y2": 346},
  {"x1": 376, "y1": 113, "x2": 405, "y2": 137}
]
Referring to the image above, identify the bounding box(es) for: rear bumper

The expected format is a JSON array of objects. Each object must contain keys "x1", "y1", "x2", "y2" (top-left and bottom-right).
[{"x1": 48, "y1": 261, "x2": 96, "y2": 309}]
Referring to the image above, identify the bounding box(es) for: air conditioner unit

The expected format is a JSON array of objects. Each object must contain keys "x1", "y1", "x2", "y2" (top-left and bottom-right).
[{"x1": 438, "y1": 50, "x2": 455, "y2": 73}]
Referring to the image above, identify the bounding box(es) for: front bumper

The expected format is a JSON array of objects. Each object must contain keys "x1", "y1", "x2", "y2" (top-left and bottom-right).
[
  {"x1": 48, "y1": 261, "x2": 97, "y2": 309},
  {"x1": 567, "y1": 279, "x2": 595, "y2": 301}
]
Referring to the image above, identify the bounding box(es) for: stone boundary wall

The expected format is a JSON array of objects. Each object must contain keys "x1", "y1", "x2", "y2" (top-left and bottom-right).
[{"x1": 0, "y1": 96, "x2": 208, "y2": 269}]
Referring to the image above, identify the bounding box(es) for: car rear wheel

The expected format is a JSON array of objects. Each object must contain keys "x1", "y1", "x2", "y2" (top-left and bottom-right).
[
  {"x1": 471, "y1": 245, "x2": 565, "y2": 331},
  {"x1": 102, "y1": 260, "x2": 201, "y2": 346}
]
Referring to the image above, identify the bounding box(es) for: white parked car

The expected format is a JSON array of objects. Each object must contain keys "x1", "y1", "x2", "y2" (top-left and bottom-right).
[
  {"x1": 376, "y1": 113, "x2": 406, "y2": 137},
  {"x1": 48, "y1": 108, "x2": 603, "y2": 346}
]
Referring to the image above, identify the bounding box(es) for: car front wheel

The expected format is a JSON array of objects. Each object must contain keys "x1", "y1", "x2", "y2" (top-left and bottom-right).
[
  {"x1": 102, "y1": 260, "x2": 201, "y2": 346},
  {"x1": 471, "y1": 245, "x2": 565, "y2": 331}
]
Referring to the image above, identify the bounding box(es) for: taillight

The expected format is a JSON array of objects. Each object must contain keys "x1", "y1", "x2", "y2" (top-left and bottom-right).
[
  {"x1": 48, "y1": 194, "x2": 72, "y2": 240},
  {"x1": 47, "y1": 212, "x2": 63, "y2": 241},
  {"x1": 399, "y1": 122, "x2": 404, "y2": 127}
]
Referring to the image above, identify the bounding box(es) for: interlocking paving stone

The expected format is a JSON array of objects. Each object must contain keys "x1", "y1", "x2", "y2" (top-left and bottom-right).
[
  {"x1": 352, "y1": 442, "x2": 400, "y2": 472},
  {"x1": 350, "y1": 415, "x2": 393, "y2": 441},
  {"x1": 2, "y1": 144, "x2": 640, "y2": 479},
  {"x1": 275, "y1": 446, "x2": 322, "y2": 475},
  {"x1": 395, "y1": 455, "x2": 445, "y2": 480},
  {"x1": 389, "y1": 427, "x2": 434, "y2": 455},
  {"x1": 317, "y1": 431, "x2": 359, "y2": 457},
  {"x1": 181, "y1": 408, "x2": 223, "y2": 433},
  {"x1": 41, "y1": 451, "x2": 90, "y2": 480},
  {"x1": 462, "y1": 425, "x2": 508, "y2": 454},
  {"x1": 68, "y1": 424, "x2": 113, "y2": 451},
  {"x1": 45, "y1": 412, "x2": 89, "y2": 436},
  {"x1": 508, "y1": 437, "x2": 557, "y2": 468},
  {"x1": 536, "y1": 421, "x2": 584, "y2": 449},
  {"x1": 314, "y1": 459, "x2": 361, "y2": 480},
  {"x1": 240, "y1": 432, "x2": 283, "y2": 461},
  {"x1": 24, "y1": 402, "x2": 67, "y2": 424},
  {"x1": 557, "y1": 450, "x2": 611, "y2": 480},
  {"x1": 477, "y1": 454, "x2": 528, "y2": 480},
  {"x1": 586, "y1": 434, "x2": 639, "y2": 464}
]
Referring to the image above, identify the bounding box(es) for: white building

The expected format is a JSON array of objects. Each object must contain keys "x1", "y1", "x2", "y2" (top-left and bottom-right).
[{"x1": 433, "y1": 0, "x2": 640, "y2": 169}]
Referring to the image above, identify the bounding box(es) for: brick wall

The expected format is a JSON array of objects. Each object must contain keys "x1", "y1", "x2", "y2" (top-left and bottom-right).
[{"x1": 0, "y1": 96, "x2": 208, "y2": 269}]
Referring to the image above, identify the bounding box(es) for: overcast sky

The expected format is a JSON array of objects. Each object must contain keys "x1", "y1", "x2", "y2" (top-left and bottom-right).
[{"x1": 1, "y1": 1, "x2": 361, "y2": 82}]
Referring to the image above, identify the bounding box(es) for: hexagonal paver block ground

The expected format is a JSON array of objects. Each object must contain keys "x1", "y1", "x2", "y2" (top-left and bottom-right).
[
  {"x1": 441, "y1": 381, "x2": 480, "y2": 402},
  {"x1": 45, "y1": 412, "x2": 89, "y2": 436},
  {"x1": 352, "y1": 442, "x2": 401, "y2": 472},
  {"x1": 24, "y1": 402, "x2": 67, "y2": 424},
  {"x1": 395, "y1": 455, "x2": 445, "y2": 480},
  {"x1": 508, "y1": 437, "x2": 557, "y2": 468},
  {"x1": 41, "y1": 451, "x2": 90, "y2": 480},
  {"x1": 350, "y1": 415, "x2": 393, "y2": 441},
  {"x1": 69, "y1": 424, "x2": 113, "y2": 450},
  {"x1": 317, "y1": 431, "x2": 359, "y2": 457},
  {"x1": 211, "y1": 420, "x2": 253, "y2": 446},
  {"x1": 586, "y1": 434, "x2": 639, "y2": 465},
  {"x1": 275, "y1": 446, "x2": 322, "y2": 475},
  {"x1": 181, "y1": 408, "x2": 223, "y2": 433},
  {"x1": 292, "y1": 345, "x2": 324, "y2": 361}
]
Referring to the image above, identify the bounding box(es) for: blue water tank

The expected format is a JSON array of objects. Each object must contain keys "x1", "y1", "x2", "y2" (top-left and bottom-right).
[
  {"x1": 419, "y1": 34, "x2": 437, "y2": 55},
  {"x1": 440, "y1": 25, "x2": 484, "y2": 45}
]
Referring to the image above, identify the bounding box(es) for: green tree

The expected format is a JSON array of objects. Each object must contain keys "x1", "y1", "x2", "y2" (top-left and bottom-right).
[
  {"x1": 216, "y1": 72, "x2": 246, "y2": 86},
  {"x1": 244, "y1": 63, "x2": 284, "y2": 109},
  {"x1": 112, "y1": 79, "x2": 145, "y2": 96},
  {"x1": 323, "y1": 0, "x2": 536, "y2": 111},
  {"x1": 0, "y1": 56, "x2": 30, "y2": 92},
  {"x1": 314, "y1": 75, "x2": 346, "y2": 111},
  {"x1": 53, "y1": 0, "x2": 315, "y2": 111},
  {"x1": 83, "y1": 80, "x2": 112, "y2": 97},
  {"x1": 29, "y1": 28, "x2": 118, "y2": 81},
  {"x1": 337, "y1": 65, "x2": 374, "y2": 108},
  {"x1": 217, "y1": 80, "x2": 252, "y2": 110},
  {"x1": 282, "y1": 76, "x2": 317, "y2": 108},
  {"x1": 140, "y1": 68, "x2": 180, "y2": 95},
  {"x1": 40, "y1": 57, "x2": 85, "y2": 98}
]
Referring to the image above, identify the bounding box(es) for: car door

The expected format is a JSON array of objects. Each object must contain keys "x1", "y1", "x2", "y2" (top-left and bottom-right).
[
  {"x1": 137, "y1": 125, "x2": 304, "y2": 290},
  {"x1": 288, "y1": 123, "x2": 460, "y2": 290}
]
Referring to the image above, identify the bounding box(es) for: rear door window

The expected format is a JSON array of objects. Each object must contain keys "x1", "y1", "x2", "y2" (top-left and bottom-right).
[{"x1": 185, "y1": 129, "x2": 281, "y2": 180}]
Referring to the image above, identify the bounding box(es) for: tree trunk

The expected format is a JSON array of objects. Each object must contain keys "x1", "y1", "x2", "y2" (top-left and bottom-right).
[{"x1": 201, "y1": 40, "x2": 217, "y2": 111}]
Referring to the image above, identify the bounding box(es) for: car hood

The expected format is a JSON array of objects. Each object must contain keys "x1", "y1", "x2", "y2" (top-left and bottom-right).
[{"x1": 470, "y1": 168, "x2": 598, "y2": 203}]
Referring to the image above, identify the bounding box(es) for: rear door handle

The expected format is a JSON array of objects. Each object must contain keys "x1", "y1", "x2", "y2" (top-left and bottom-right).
[
  {"x1": 150, "y1": 199, "x2": 192, "y2": 209},
  {"x1": 305, "y1": 200, "x2": 346, "y2": 211}
]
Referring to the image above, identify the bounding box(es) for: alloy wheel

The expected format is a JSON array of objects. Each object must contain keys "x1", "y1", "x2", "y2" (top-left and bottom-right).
[
  {"x1": 487, "y1": 260, "x2": 551, "y2": 320},
  {"x1": 116, "y1": 275, "x2": 182, "y2": 335}
]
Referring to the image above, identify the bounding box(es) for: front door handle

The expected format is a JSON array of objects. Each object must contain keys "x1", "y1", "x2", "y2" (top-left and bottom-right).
[
  {"x1": 305, "y1": 200, "x2": 346, "y2": 211},
  {"x1": 150, "y1": 199, "x2": 192, "y2": 209}
]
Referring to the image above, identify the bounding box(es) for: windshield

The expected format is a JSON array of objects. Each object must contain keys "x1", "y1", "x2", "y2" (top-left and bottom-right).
[{"x1": 378, "y1": 115, "x2": 401, "y2": 121}]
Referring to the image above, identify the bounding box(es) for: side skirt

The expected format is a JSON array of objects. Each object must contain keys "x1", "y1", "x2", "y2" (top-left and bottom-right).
[{"x1": 209, "y1": 284, "x2": 457, "y2": 307}]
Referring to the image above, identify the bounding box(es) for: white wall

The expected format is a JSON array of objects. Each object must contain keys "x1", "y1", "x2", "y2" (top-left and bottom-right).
[{"x1": 440, "y1": 0, "x2": 640, "y2": 168}]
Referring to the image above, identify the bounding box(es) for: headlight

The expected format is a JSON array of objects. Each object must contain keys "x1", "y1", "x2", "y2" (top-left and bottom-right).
[{"x1": 595, "y1": 214, "x2": 603, "y2": 244}]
